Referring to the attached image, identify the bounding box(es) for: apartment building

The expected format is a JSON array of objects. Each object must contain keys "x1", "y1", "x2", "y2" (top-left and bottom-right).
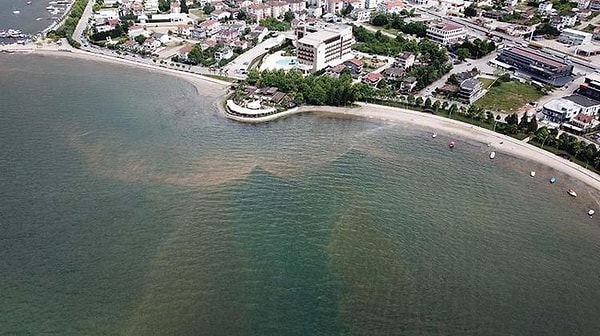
[
  {"x1": 426, "y1": 23, "x2": 466, "y2": 45},
  {"x1": 296, "y1": 24, "x2": 355, "y2": 72}
]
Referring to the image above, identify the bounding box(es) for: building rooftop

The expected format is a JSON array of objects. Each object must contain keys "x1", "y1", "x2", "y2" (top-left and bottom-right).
[
  {"x1": 506, "y1": 47, "x2": 567, "y2": 69},
  {"x1": 561, "y1": 28, "x2": 593, "y2": 37},
  {"x1": 460, "y1": 78, "x2": 481, "y2": 91},
  {"x1": 298, "y1": 30, "x2": 340, "y2": 46},
  {"x1": 563, "y1": 94, "x2": 600, "y2": 107},
  {"x1": 383, "y1": 67, "x2": 404, "y2": 76}
]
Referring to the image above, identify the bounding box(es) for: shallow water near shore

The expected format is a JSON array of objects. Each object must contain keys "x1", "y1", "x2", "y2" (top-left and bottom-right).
[{"x1": 2, "y1": 55, "x2": 600, "y2": 335}]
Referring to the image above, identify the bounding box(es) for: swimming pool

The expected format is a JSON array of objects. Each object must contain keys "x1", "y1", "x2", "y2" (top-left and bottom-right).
[{"x1": 275, "y1": 58, "x2": 297, "y2": 66}]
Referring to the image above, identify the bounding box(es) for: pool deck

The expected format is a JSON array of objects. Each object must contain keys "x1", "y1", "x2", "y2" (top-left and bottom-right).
[{"x1": 260, "y1": 51, "x2": 298, "y2": 71}]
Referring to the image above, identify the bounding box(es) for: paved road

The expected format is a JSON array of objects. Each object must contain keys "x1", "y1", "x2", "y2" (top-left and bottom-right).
[
  {"x1": 73, "y1": 0, "x2": 95, "y2": 46},
  {"x1": 224, "y1": 33, "x2": 292, "y2": 79}
]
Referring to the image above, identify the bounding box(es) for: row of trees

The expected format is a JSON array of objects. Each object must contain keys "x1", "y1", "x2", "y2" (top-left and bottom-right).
[
  {"x1": 452, "y1": 38, "x2": 497, "y2": 60},
  {"x1": 244, "y1": 69, "x2": 382, "y2": 106},
  {"x1": 371, "y1": 13, "x2": 428, "y2": 38},
  {"x1": 532, "y1": 127, "x2": 600, "y2": 169},
  {"x1": 47, "y1": 0, "x2": 89, "y2": 46},
  {"x1": 259, "y1": 17, "x2": 291, "y2": 31}
]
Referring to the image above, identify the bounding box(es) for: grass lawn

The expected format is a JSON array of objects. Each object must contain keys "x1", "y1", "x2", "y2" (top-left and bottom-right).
[
  {"x1": 479, "y1": 77, "x2": 495, "y2": 89},
  {"x1": 475, "y1": 81, "x2": 543, "y2": 113},
  {"x1": 189, "y1": 9, "x2": 207, "y2": 21}
]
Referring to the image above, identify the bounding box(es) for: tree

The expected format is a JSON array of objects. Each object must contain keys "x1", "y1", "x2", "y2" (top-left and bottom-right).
[
  {"x1": 464, "y1": 4, "x2": 477, "y2": 17},
  {"x1": 432, "y1": 100, "x2": 441, "y2": 111},
  {"x1": 505, "y1": 113, "x2": 519, "y2": 125},
  {"x1": 340, "y1": 3, "x2": 354, "y2": 17},
  {"x1": 158, "y1": 0, "x2": 170, "y2": 12},
  {"x1": 456, "y1": 48, "x2": 470, "y2": 61},
  {"x1": 519, "y1": 112, "x2": 529, "y2": 129},
  {"x1": 180, "y1": 0, "x2": 189, "y2": 13},
  {"x1": 134, "y1": 34, "x2": 147, "y2": 44},
  {"x1": 415, "y1": 96, "x2": 424, "y2": 106},
  {"x1": 527, "y1": 117, "x2": 538, "y2": 134},
  {"x1": 246, "y1": 69, "x2": 260, "y2": 85},
  {"x1": 283, "y1": 10, "x2": 294, "y2": 22},
  {"x1": 237, "y1": 10, "x2": 247, "y2": 20},
  {"x1": 371, "y1": 14, "x2": 389, "y2": 26},
  {"x1": 203, "y1": 3, "x2": 215, "y2": 14},
  {"x1": 424, "y1": 97, "x2": 432, "y2": 109}
]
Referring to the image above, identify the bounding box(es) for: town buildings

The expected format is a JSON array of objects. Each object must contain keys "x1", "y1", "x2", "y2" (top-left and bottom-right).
[
  {"x1": 496, "y1": 47, "x2": 573, "y2": 86},
  {"x1": 578, "y1": 73, "x2": 600, "y2": 101},
  {"x1": 394, "y1": 52, "x2": 415, "y2": 69},
  {"x1": 558, "y1": 28, "x2": 593, "y2": 45},
  {"x1": 457, "y1": 78, "x2": 482, "y2": 103},
  {"x1": 425, "y1": 23, "x2": 466, "y2": 46},
  {"x1": 296, "y1": 24, "x2": 355, "y2": 72},
  {"x1": 542, "y1": 94, "x2": 600, "y2": 124}
]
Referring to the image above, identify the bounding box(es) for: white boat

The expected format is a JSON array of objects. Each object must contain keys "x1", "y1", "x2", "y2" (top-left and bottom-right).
[
  {"x1": 530, "y1": 171, "x2": 536, "y2": 177},
  {"x1": 567, "y1": 189, "x2": 577, "y2": 197},
  {"x1": 12, "y1": 10, "x2": 20, "y2": 14},
  {"x1": 432, "y1": 132, "x2": 437, "y2": 138},
  {"x1": 588, "y1": 209, "x2": 595, "y2": 216},
  {"x1": 489, "y1": 151, "x2": 496, "y2": 159}
]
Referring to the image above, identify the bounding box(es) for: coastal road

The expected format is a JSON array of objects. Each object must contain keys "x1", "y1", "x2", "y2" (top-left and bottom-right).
[
  {"x1": 72, "y1": 0, "x2": 94, "y2": 46},
  {"x1": 224, "y1": 34, "x2": 290, "y2": 79}
]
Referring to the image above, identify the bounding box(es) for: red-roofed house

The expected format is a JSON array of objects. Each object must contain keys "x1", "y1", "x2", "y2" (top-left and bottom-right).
[
  {"x1": 362, "y1": 72, "x2": 384, "y2": 85},
  {"x1": 378, "y1": 0, "x2": 404, "y2": 14},
  {"x1": 426, "y1": 22, "x2": 466, "y2": 45},
  {"x1": 343, "y1": 58, "x2": 363, "y2": 74}
]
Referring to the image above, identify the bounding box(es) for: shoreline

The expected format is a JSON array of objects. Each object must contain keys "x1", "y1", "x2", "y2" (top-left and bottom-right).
[
  {"x1": 297, "y1": 103, "x2": 600, "y2": 191},
  {"x1": 3, "y1": 46, "x2": 231, "y2": 97},
  {"x1": 5, "y1": 47, "x2": 600, "y2": 192}
]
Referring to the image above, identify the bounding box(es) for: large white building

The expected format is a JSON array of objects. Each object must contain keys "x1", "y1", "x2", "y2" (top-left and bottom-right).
[
  {"x1": 558, "y1": 28, "x2": 593, "y2": 46},
  {"x1": 426, "y1": 22, "x2": 466, "y2": 45},
  {"x1": 296, "y1": 24, "x2": 355, "y2": 72},
  {"x1": 542, "y1": 94, "x2": 600, "y2": 123}
]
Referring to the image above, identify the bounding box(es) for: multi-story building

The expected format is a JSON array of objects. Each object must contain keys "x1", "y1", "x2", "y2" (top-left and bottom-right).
[
  {"x1": 394, "y1": 52, "x2": 415, "y2": 69},
  {"x1": 558, "y1": 28, "x2": 593, "y2": 45},
  {"x1": 296, "y1": 24, "x2": 355, "y2": 72},
  {"x1": 496, "y1": 47, "x2": 573, "y2": 86},
  {"x1": 458, "y1": 78, "x2": 482, "y2": 103},
  {"x1": 543, "y1": 94, "x2": 600, "y2": 123},
  {"x1": 578, "y1": 73, "x2": 600, "y2": 101},
  {"x1": 426, "y1": 23, "x2": 466, "y2": 45}
]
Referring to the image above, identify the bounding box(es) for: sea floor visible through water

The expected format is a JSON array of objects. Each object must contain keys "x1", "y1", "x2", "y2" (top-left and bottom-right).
[{"x1": 1, "y1": 55, "x2": 600, "y2": 335}]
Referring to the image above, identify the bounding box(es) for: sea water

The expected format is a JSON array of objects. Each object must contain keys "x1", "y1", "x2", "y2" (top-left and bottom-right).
[{"x1": 1, "y1": 55, "x2": 600, "y2": 335}]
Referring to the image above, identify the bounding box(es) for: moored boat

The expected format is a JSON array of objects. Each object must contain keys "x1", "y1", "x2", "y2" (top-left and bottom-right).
[
  {"x1": 12, "y1": 10, "x2": 20, "y2": 14},
  {"x1": 448, "y1": 141, "x2": 455, "y2": 149},
  {"x1": 567, "y1": 189, "x2": 577, "y2": 197},
  {"x1": 588, "y1": 209, "x2": 595, "y2": 216},
  {"x1": 489, "y1": 151, "x2": 496, "y2": 159},
  {"x1": 432, "y1": 132, "x2": 437, "y2": 139},
  {"x1": 530, "y1": 171, "x2": 536, "y2": 177},
  {"x1": 549, "y1": 176, "x2": 556, "y2": 184}
]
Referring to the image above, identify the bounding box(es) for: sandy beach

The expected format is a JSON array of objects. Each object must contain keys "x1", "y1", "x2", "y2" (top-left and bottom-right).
[{"x1": 298, "y1": 103, "x2": 600, "y2": 191}]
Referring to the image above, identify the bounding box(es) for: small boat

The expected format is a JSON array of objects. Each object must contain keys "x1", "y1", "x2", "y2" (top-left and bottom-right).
[
  {"x1": 448, "y1": 141, "x2": 455, "y2": 149},
  {"x1": 549, "y1": 176, "x2": 556, "y2": 184},
  {"x1": 12, "y1": 10, "x2": 20, "y2": 14},
  {"x1": 432, "y1": 132, "x2": 437, "y2": 139},
  {"x1": 567, "y1": 189, "x2": 577, "y2": 197},
  {"x1": 588, "y1": 209, "x2": 595, "y2": 216},
  {"x1": 530, "y1": 171, "x2": 536, "y2": 177},
  {"x1": 489, "y1": 151, "x2": 496, "y2": 159},
  {"x1": 27, "y1": 1, "x2": 32, "y2": 4}
]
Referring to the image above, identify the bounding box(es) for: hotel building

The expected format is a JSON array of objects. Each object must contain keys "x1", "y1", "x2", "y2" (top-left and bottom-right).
[{"x1": 296, "y1": 24, "x2": 355, "y2": 72}]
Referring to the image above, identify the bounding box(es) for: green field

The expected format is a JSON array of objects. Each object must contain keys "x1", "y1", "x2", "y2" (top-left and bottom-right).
[
  {"x1": 189, "y1": 9, "x2": 207, "y2": 21},
  {"x1": 475, "y1": 81, "x2": 543, "y2": 112},
  {"x1": 479, "y1": 77, "x2": 495, "y2": 89}
]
